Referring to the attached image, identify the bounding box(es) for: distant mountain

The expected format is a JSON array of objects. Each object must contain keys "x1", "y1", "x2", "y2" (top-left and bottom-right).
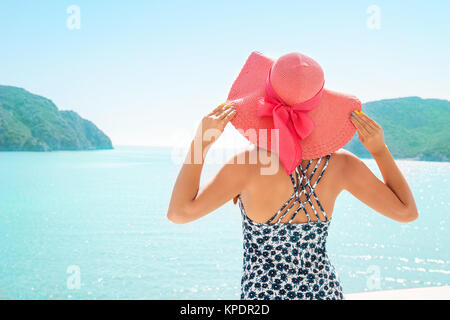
[
  {"x1": 0, "y1": 86, "x2": 112, "y2": 151},
  {"x1": 1, "y1": 86, "x2": 448, "y2": 160},
  {"x1": 344, "y1": 97, "x2": 450, "y2": 161}
]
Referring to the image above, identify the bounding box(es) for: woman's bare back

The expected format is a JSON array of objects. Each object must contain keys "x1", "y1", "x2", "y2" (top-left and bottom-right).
[{"x1": 239, "y1": 148, "x2": 347, "y2": 224}]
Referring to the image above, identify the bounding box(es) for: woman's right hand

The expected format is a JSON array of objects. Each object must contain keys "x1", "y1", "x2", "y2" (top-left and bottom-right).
[{"x1": 350, "y1": 111, "x2": 387, "y2": 156}]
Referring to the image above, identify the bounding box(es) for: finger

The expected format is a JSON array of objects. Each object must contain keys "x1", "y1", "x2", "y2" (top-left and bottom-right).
[
  {"x1": 361, "y1": 112, "x2": 381, "y2": 129},
  {"x1": 219, "y1": 106, "x2": 235, "y2": 120},
  {"x1": 351, "y1": 113, "x2": 370, "y2": 137},
  {"x1": 208, "y1": 103, "x2": 227, "y2": 116},
  {"x1": 357, "y1": 112, "x2": 377, "y2": 131},
  {"x1": 354, "y1": 115, "x2": 372, "y2": 137},
  {"x1": 217, "y1": 103, "x2": 233, "y2": 116},
  {"x1": 222, "y1": 108, "x2": 237, "y2": 123},
  {"x1": 350, "y1": 118, "x2": 366, "y2": 138},
  {"x1": 214, "y1": 103, "x2": 233, "y2": 117}
]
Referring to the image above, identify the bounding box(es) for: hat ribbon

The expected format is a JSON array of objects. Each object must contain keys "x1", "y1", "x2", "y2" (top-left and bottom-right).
[{"x1": 257, "y1": 69, "x2": 324, "y2": 174}]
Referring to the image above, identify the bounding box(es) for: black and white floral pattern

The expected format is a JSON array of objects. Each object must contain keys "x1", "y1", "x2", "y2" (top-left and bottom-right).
[{"x1": 238, "y1": 154, "x2": 344, "y2": 300}]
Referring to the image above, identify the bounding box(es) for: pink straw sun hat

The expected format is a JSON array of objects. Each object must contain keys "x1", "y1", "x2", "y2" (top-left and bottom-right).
[{"x1": 226, "y1": 51, "x2": 362, "y2": 175}]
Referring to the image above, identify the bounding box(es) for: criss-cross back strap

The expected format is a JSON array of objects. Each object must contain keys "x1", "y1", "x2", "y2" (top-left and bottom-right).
[
  {"x1": 290, "y1": 155, "x2": 331, "y2": 223},
  {"x1": 266, "y1": 154, "x2": 331, "y2": 225},
  {"x1": 265, "y1": 174, "x2": 298, "y2": 224}
]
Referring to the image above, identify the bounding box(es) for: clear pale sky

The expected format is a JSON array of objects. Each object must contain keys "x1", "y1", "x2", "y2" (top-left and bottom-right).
[{"x1": 0, "y1": 1, "x2": 449, "y2": 146}]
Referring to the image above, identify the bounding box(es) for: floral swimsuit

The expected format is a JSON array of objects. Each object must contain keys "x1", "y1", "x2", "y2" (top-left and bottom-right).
[{"x1": 238, "y1": 154, "x2": 344, "y2": 300}]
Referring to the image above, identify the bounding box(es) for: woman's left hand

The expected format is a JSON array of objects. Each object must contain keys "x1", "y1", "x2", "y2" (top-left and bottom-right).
[{"x1": 195, "y1": 103, "x2": 236, "y2": 147}]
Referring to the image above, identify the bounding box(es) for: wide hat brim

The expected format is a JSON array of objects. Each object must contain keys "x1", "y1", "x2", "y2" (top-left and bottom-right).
[{"x1": 226, "y1": 51, "x2": 362, "y2": 160}]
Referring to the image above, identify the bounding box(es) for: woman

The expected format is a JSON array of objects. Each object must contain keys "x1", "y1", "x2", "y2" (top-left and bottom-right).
[{"x1": 167, "y1": 52, "x2": 418, "y2": 300}]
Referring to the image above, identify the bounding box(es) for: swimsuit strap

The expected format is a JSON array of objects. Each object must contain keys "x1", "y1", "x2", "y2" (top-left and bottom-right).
[
  {"x1": 295, "y1": 154, "x2": 331, "y2": 222},
  {"x1": 267, "y1": 154, "x2": 331, "y2": 224}
]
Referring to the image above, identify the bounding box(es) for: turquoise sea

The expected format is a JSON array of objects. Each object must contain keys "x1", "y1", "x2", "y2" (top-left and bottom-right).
[{"x1": 0, "y1": 146, "x2": 449, "y2": 299}]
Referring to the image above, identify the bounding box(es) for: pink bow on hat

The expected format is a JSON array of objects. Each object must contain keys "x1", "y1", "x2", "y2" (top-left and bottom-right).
[{"x1": 257, "y1": 69, "x2": 324, "y2": 175}]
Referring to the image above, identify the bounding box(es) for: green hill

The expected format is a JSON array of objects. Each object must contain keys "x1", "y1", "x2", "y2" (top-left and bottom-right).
[
  {"x1": 0, "y1": 86, "x2": 112, "y2": 151},
  {"x1": 344, "y1": 97, "x2": 450, "y2": 161},
  {"x1": 0, "y1": 86, "x2": 447, "y2": 159}
]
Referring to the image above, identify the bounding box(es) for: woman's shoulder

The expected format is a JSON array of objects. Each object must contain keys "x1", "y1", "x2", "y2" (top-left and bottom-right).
[
  {"x1": 329, "y1": 148, "x2": 367, "y2": 186},
  {"x1": 227, "y1": 147, "x2": 362, "y2": 177},
  {"x1": 331, "y1": 148, "x2": 353, "y2": 163},
  {"x1": 228, "y1": 147, "x2": 358, "y2": 169},
  {"x1": 229, "y1": 146, "x2": 277, "y2": 166},
  {"x1": 226, "y1": 146, "x2": 283, "y2": 177},
  {"x1": 332, "y1": 148, "x2": 365, "y2": 168}
]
